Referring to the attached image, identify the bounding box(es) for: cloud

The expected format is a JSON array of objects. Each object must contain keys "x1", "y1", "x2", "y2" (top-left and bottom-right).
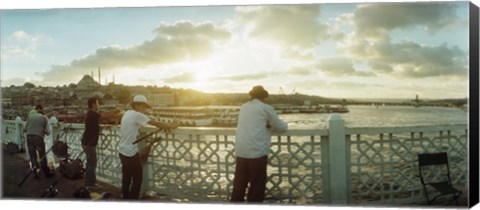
[
  {"x1": 153, "y1": 21, "x2": 231, "y2": 40},
  {"x1": 164, "y1": 72, "x2": 197, "y2": 83},
  {"x1": 212, "y1": 71, "x2": 270, "y2": 81},
  {"x1": 38, "y1": 21, "x2": 232, "y2": 83},
  {"x1": 236, "y1": 5, "x2": 331, "y2": 48},
  {"x1": 280, "y1": 48, "x2": 316, "y2": 61},
  {"x1": 1, "y1": 31, "x2": 47, "y2": 59},
  {"x1": 336, "y1": 2, "x2": 468, "y2": 79},
  {"x1": 314, "y1": 57, "x2": 375, "y2": 77},
  {"x1": 212, "y1": 66, "x2": 318, "y2": 82},
  {"x1": 351, "y1": 2, "x2": 461, "y2": 39},
  {"x1": 287, "y1": 66, "x2": 312, "y2": 76},
  {"x1": 343, "y1": 39, "x2": 468, "y2": 78}
]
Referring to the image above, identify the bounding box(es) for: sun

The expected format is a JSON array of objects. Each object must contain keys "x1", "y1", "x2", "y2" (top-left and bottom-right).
[{"x1": 194, "y1": 70, "x2": 212, "y2": 83}]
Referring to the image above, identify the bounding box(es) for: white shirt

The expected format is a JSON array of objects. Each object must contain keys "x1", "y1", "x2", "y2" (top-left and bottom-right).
[
  {"x1": 235, "y1": 99, "x2": 288, "y2": 158},
  {"x1": 118, "y1": 110, "x2": 150, "y2": 157}
]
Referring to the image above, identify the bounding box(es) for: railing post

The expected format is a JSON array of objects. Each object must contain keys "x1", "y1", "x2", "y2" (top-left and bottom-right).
[
  {"x1": 14, "y1": 116, "x2": 27, "y2": 156},
  {"x1": 49, "y1": 117, "x2": 60, "y2": 168},
  {"x1": 14, "y1": 116, "x2": 23, "y2": 149},
  {"x1": 326, "y1": 114, "x2": 351, "y2": 204}
]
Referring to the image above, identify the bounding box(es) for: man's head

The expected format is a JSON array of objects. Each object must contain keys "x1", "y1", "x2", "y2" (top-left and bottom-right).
[
  {"x1": 249, "y1": 85, "x2": 269, "y2": 101},
  {"x1": 35, "y1": 105, "x2": 44, "y2": 114},
  {"x1": 131, "y1": 95, "x2": 152, "y2": 113},
  {"x1": 87, "y1": 97, "x2": 100, "y2": 111}
]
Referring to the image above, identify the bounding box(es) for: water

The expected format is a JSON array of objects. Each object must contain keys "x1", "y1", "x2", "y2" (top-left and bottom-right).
[{"x1": 282, "y1": 105, "x2": 468, "y2": 129}]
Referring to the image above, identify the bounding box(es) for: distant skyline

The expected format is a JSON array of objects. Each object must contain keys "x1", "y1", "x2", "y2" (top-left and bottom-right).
[{"x1": 0, "y1": 0, "x2": 474, "y2": 99}]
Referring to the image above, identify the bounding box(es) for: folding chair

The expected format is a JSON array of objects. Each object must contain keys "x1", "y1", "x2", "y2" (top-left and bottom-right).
[{"x1": 418, "y1": 152, "x2": 462, "y2": 205}]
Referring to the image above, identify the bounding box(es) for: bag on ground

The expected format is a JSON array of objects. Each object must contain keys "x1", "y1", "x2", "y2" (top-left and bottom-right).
[
  {"x1": 59, "y1": 158, "x2": 85, "y2": 179},
  {"x1": 52, "y1": 140, "x2": 69, "y2": 158},
  {"x1": 6, "y1": 142, "x2": 19, "y2": 155}
]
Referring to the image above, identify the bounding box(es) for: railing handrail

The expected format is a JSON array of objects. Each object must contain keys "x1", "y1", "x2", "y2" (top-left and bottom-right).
[
  {"x1": 346, "y1": 124, "x2": 467, "y2": 135},
  {"x1": 3, "y1": 119, "x2": 467, "y2": 136}
]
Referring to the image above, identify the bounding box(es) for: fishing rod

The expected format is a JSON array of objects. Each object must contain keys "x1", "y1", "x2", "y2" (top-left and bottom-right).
[
  {"x1": 138, "y1": 136, "x2": 164, "y2": 165},
  {"x1": 41, "y1": 150, "x2": 85, "y2": 198},
  {"x1": 18, "y1": 144, "x2": 54, "y2": 187},
  {"x1": 132, "y1": 128, "x2": 164, "y2": 145}
]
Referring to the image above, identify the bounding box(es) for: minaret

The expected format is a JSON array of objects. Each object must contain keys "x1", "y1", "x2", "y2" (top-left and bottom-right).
[
  {"x1": 98, "y1": 67, "x2": 101, "y2": 86},
  {"x1": 113, "y1": 74, "x2": 115, "y2": 84}
]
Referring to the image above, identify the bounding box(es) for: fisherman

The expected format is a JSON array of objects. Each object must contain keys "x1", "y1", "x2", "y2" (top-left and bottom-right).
[
  {"x1": 230, "y1": 86, "x2": 288, "y2": 202},
  {"x1": 81, "y1": 97, "x2": 121, "y2": 190},
  {"x1": 24, "y1": 105, "x2": 54, "y2": 178},
  {"x1": 118, "y1": 95, "x2": 177, "y2": 199}
]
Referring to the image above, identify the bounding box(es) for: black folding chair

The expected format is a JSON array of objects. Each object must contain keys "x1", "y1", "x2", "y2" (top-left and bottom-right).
[{"x1": 418, "y1": 152, "x2": 462, "y2": 205}]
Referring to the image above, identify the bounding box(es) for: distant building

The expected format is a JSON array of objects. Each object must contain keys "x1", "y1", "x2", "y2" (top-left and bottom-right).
[
  {"x1": 11, "y1": 93, "x2": 34, "y2": 106},
  {"x1": 77, "y1": 75, "x2": 101, "y2": 90},
  {"x1": 148, "y1": 89, "x2": 175, "y2": 107},
  {"x1": 2, "y1": 98, "x2": 12, "y2": 106},
  {"x1": 76, "y1": 75, "x2": 102, "y2": 99}
]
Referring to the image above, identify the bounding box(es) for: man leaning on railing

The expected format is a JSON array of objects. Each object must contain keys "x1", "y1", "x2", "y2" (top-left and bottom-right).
[
  {"x1": 118, "y1": 95, "x2": 178, "y2": 200},
  {"x1": 230, "y1": 85, "x2": 288, "y2": 203}
]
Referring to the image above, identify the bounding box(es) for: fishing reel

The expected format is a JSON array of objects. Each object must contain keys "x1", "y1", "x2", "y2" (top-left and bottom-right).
[{"x1": 42, "y1": 185, "x2": 59, "y2": 198}]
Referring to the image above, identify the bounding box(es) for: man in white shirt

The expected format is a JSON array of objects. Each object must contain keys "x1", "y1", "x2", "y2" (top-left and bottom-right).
[
  {"x1": 230, "y1": 85, "x2": 288, "y2": 202},
  {"x1": 118, "y1": 95, "x2": 177, "y2": 199}
]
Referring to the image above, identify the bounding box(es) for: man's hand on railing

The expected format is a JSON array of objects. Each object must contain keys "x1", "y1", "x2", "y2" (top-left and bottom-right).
[{"x1": 162, "y1": 123, "x2": 179, "y2": 134}]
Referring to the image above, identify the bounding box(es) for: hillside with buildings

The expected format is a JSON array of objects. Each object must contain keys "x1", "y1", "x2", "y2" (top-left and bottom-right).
[
  {"x1": 1, "y1": 74, "x2": 467, "y2": 122},
  {"x1": 1, "y1": 75, "x2": 349, "y2": 120}
]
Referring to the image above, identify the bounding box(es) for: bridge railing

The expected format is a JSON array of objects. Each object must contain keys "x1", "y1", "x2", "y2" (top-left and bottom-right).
[{"x1": 1, "y1": 115, "x2": 468, "y2": 205}]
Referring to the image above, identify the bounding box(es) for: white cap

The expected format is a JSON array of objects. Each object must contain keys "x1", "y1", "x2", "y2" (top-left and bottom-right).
[{"x1": 132, "y1": 95, "x2": 152, "y2": 108}]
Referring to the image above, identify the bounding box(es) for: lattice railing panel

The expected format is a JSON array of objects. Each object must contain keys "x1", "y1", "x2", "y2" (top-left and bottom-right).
[
  {"x1": 1, "y1": 120, "x2": 18, "y2": 144},
  {"x1": 141, "y1": 128, "x2": 324, "y2": 204},
  {"x1": 51, "y1": 124, "x2": 123, "y2": 186},
  {"x1": 348, "y1": 125, "x2": 468, "y2": 204},
  {"x1": 56, "y1": 124, "x2": 84, "y2": 158},
  {"x1": 267, "y1": 135, "x2": 323, "y2": 204},
  {"x1": 145, "y1": 131, "x2": 236, "y2": 201},
  {"x1": 97, "y1": 126, "x2": 122, "y2": 185}
]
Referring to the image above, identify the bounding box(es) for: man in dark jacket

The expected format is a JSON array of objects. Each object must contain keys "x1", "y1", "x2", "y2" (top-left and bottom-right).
[{"x1": 81, "y1": 97, "x2": 121, "y2": 190}]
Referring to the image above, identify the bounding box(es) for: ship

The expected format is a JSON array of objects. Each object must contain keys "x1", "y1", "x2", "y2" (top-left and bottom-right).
[
  {"x1": 150, "y1": 106, "x2": 241, "y2": 127},
  {"x1": 150, "y1": 107, "x2": 213, "y2": 127},
  {"x1": 273, "y1": 104, "x2": 349, "y2": 114}
]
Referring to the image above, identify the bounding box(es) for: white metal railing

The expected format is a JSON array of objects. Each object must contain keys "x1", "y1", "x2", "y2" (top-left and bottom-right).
[{"x1": 1, "y1": 114, "x2": 468, "y2": 205}]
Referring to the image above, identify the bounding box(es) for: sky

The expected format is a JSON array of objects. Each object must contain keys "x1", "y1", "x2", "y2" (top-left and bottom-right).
[{"x1": 0, "y1": 0, "x2": 476, "y2": 100}]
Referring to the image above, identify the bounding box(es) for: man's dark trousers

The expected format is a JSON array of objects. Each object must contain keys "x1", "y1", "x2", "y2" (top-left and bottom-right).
[
  {"x1": 119, "y1": 153, "x2": 143, "y2": 199},
  {"x1": 230, "y1": 155, "x2": 268, "y2": 202},
  {"x1": 26, "y1": 134, "x2": 51, "y2": 176},
  {"x1": 82, "y1": 145, "x2": 97, "y2": 186}
]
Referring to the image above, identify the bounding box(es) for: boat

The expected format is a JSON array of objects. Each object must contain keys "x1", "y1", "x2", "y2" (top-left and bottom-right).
[
  {"x1": 274, "y1": 104, "x2": 349, "y2": 114},
  {"x1": 150, "y1": 107, "x2": 213, "y2": 127},
  {"x1": 150, "y1": 106, "x2": 242, "y2": 127},
  {"x1": 210, "y1": 106, "x2": 240, "y2": 127},
  {"x1": 273, "y1": 104, "x2": 300, "y2": 114},
  {"x1": 328, "y1": 105, "x2": 349, "y2": 113}
]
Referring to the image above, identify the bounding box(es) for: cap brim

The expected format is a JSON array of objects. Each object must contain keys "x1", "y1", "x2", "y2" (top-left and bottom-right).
[{"x1": 132, "y1": 102, "x2": 152, "y2": 108}]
